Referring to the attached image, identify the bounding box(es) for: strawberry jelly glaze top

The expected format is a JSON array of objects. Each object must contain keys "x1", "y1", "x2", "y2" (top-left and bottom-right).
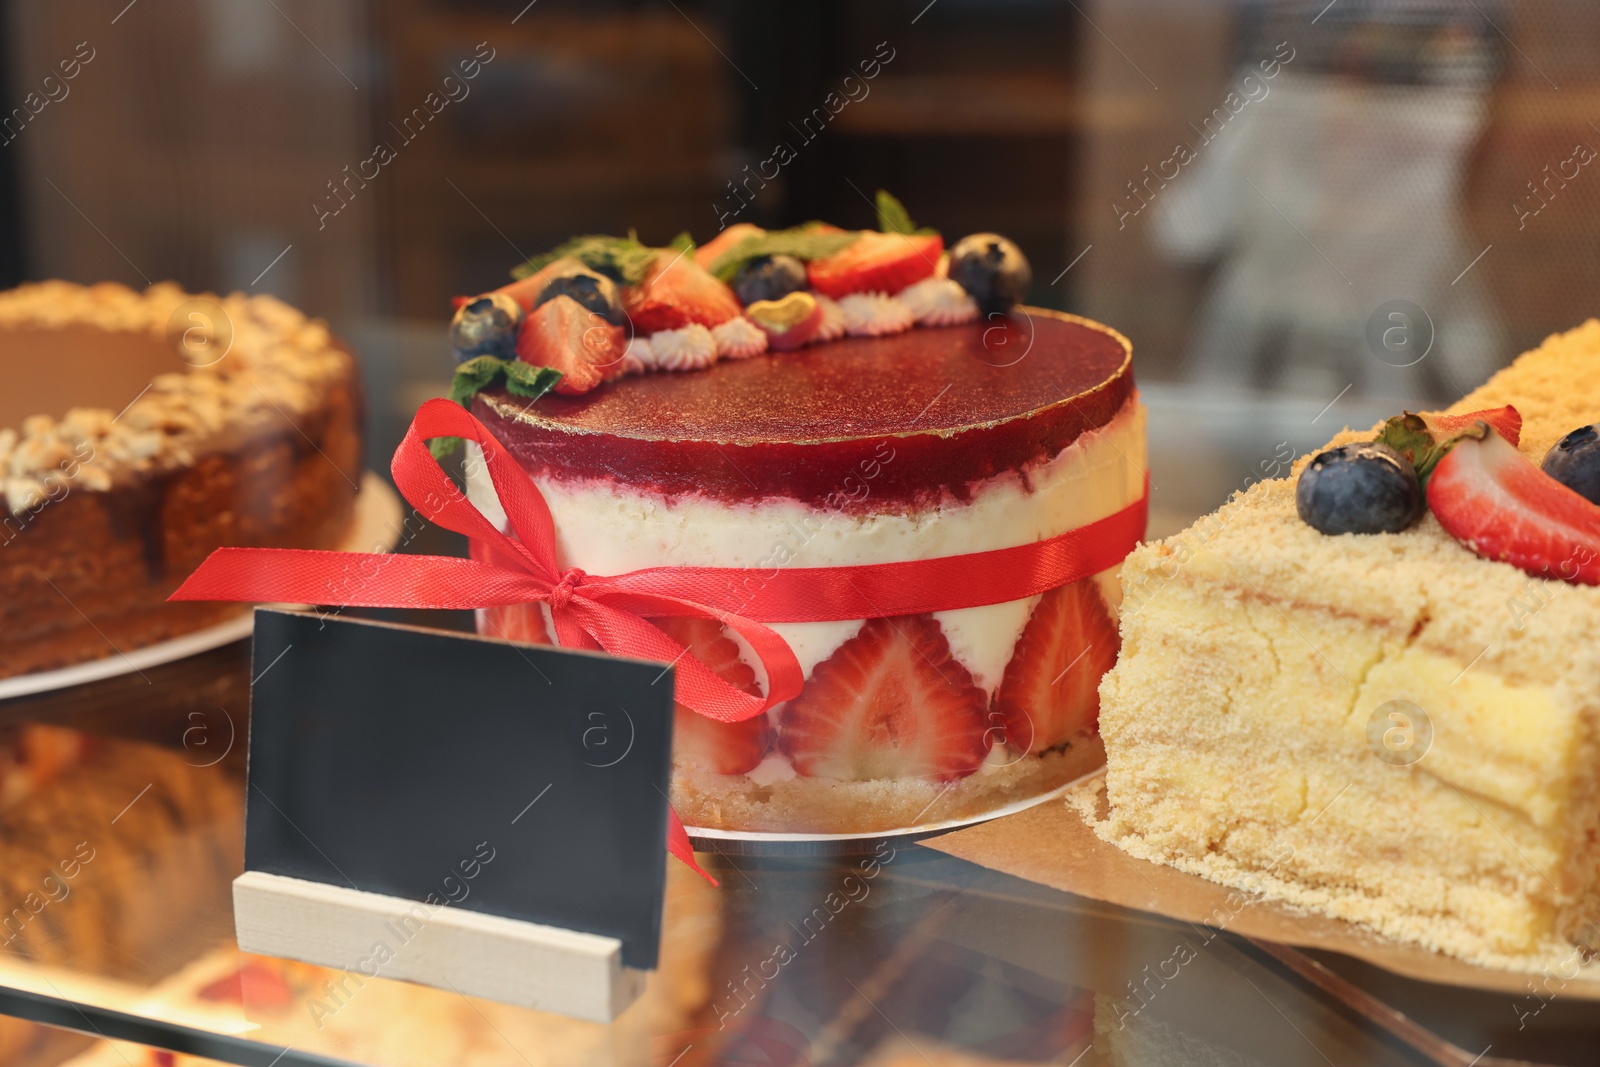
[{"x1": 473, "y1": 309, "x2": 1133, "y2": 510}]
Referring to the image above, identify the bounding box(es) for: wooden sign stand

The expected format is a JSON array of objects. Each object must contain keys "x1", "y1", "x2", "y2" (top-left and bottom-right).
[
  {"x1": 237, "y1": 609, "x2": 675, "y2": 1024},
  {"x1": 234, "y1": 871, "x2": 647, "y2": 1022}
]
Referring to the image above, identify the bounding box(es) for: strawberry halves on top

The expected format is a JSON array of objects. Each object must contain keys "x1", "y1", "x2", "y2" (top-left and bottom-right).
[
  {"x1": 1419, "y1": 405, "x2": 1522, "y2": 448},
  {"x1": 623, "y1": 251, "x2": 742, "y2": 334},
  {"x1": 694, "y1": 223, "x2": 764, "y2": 271},
  {"x1": 806, "y1": 232, "x2": 943, "y2": 299},
  {"x1": 1374, "y1": 404, "x2": 1523, "y2": 485},
  {"x1": 516, "y1": 294, "x2": 626, "y2": 396},
  {"x1": 497, "y1": 256, "x2": 585, "y2": 312}
]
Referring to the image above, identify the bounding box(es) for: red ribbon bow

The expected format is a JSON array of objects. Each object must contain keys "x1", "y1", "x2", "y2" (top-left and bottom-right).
[{"x1": 173, "y1": 398, "x2": 1148, "y2": 883}]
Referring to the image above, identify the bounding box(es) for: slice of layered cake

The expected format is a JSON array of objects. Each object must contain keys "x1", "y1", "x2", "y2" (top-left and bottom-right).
[{"x1": 1095, "y1": 320, "x2": 1600, "y2": 968}]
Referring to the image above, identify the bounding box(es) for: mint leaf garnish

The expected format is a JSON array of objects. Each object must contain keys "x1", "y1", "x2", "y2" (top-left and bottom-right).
[
  {"x1": 502, "y1": 359, "x2": 562, "y2": 398},
  {"x1": 708, "y1": 226, "x2": 860, "y2": 282},
  {"x1": 445, "y1": 355, "x2": 562, "y2": 422},
  {"x1": 429, "y1": 435, "x2": 464, "y2": 461},
  {"x1": 434, "y1": 357, "x2": 564, "y2": 459},
  {"x1": 450, "y1": 355, "x2": 509, "y2": 406},
  {"x1": 511, "y1": 235, "x2": 659, "y2": 285},
  {"x1": 875, "y1": 189, "x2": 937, "y2": 237}
]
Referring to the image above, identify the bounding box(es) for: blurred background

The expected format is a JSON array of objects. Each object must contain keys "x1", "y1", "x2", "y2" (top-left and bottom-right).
[{"x1": 4, "y1": 0, "x2": 1598, "y2": 530}]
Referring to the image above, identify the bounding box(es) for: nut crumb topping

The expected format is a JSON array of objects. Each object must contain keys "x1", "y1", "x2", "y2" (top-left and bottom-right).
[{"x1": 0, "y1": 282, "x2": 351, "y2": 513}]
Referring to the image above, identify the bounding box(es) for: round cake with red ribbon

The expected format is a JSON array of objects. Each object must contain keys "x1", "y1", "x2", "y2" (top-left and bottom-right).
[{"x1": 449, "y1": 194, "x2": 1147, "y2": 835}]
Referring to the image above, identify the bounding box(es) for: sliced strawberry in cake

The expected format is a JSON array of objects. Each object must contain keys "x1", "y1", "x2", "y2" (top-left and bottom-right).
[
  {"x1": 778, "y1": 615, "x2": 990, "y2": 781},
  {"x1": 481, "y1": 602, "x2": 553, "y2": 645},
  {"x1": 656, "y1": 616, "x2": 773, "y2": 775},
  {"x1": 517, "y1": 295, "x2": 626, "y2": 395},
  {"x1": 992, "y1": 580, "x2": 1119, "y2": 755},
  {"x1": 624, "y1": 251, "x2": 741, "y2": 334},
  {"x1": 806, "y1": 231, "x2": 942, "y2": 299}
]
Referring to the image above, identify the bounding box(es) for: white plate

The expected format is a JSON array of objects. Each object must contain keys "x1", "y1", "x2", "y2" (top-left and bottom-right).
[
  {"x1": 684, "y1": 768, "x2": 1093, "y2": 845},
  {"x1": 0, "y1": 472, "x2": 404, "y2": 701}
]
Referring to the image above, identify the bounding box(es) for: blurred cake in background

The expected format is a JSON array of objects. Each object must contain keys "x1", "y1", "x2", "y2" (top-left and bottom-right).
[
  {"x1": 0, "y1": 282, "x2": 363, "y2": 679},
  {"x1": 0, "y1": 723, "x2": 244, "y2": 1067},
  {"x1": 0, "y1": 725, "x2": 243, "y2": 977}
]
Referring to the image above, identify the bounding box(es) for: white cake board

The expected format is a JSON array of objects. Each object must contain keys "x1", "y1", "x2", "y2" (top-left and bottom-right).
[
  {"x1": 0, "y1": 473, "x2": 403, "y2": 702},
  {"x1": 233, "y1": 871, "x2": 648, "y2": 1023}
]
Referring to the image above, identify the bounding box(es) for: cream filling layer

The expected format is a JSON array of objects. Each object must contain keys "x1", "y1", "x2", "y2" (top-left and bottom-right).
[{"x1": 467, "y1": 396, "x2": 1147, "y2": 696}]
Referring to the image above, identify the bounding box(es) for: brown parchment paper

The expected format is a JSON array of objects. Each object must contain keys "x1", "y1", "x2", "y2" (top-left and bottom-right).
[{"x1": 923, "y1": 775, "x2": 1600, "y2": 1000}]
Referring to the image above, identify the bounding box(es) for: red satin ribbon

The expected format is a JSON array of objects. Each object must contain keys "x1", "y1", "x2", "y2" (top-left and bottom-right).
[{"x1": 172, "y1": 398, "x2": 1148, "y2": 882}]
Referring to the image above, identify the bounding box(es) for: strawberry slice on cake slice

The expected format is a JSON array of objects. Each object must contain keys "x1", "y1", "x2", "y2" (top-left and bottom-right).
[
  {"x1": 1428, "y1": 422, "x2": 1600, "y2": 584},
  {"x1": 1374, "y1": 404, "x2": 1523, "y2": 484},
  {"x1": 778, "y1": 614, "x2": 991, "y2": 781},
  {"x1": 655, "y1": 616, "x2": 773, "y2": 776},
  {"x1": 1420, "y1": 404, "x2": 1522, "y2": 447},
  {"x1": 992, "y1": 578, "x2": 1120, "y2": 755}
]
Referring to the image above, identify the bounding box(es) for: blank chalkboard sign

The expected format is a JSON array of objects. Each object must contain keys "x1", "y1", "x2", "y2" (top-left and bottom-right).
[{"x1": 238, "y1": 608, "x2": 675, "y2": 995}]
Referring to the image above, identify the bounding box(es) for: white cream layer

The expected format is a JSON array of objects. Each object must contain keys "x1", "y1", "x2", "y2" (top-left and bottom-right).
[{"x1": 467, "y1": 396, "x2": 1147, "y2": 696}]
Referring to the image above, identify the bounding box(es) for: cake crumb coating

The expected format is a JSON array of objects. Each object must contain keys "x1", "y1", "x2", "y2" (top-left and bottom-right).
[{"x1": 1096, "y1": 319, "x2": 1600, "y2": 971}]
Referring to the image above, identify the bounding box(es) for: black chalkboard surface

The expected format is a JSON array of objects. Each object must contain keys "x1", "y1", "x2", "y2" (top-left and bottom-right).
[{"x1": 244, "y1": 608, "x2": 674, "y2": 969}]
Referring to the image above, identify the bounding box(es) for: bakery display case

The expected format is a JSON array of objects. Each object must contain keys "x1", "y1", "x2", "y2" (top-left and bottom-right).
[
  {"x1": 6, "y1": 389, "x2": 1599, "y2": 1067},
  {"x1": 6, "y1": 0, "x2": 1600, "y2": 1064}
]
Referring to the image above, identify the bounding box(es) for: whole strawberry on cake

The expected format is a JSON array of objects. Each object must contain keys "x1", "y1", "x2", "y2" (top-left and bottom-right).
[{"x1": 442, "y1": 192, "x2": 1147, "y2": 835}]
